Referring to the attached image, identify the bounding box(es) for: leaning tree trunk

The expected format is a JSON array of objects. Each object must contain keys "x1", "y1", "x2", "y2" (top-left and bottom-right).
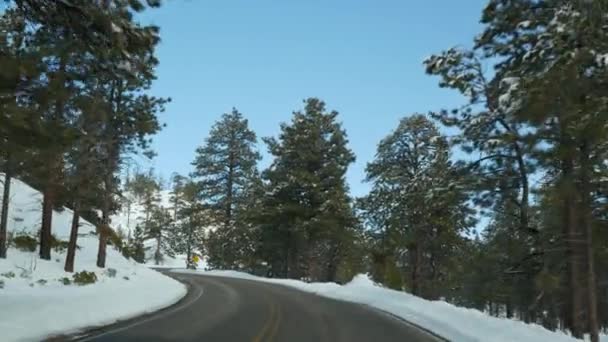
[
  {"x1": 64, "y1": 200, "x2": 80, "y2": 272},
  {"x1": 0, "y1": 154, "x2": 12, "y2": 259},
  {"x1": 579, "y1": 142, "x2": 599, "y2": 342}
]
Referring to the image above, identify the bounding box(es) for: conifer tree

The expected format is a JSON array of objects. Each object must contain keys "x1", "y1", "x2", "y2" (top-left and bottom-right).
[
  {"x1": 146, "y1": 206, "x2": 174, "y2": 265},
  {"x1": 474, "y1": 2, "x2": 608, "y2": 338},
  {"x1": 168, "y1": 178, "x2": 206, "y2": 269},
  {"x1": 0, "y1": 8, "x2": 42, "y2": 258},
  {"x1": 362, "y1": 114, "x2": 473, "y2": 298},
  {"x1": 129, "y1": 224, "x2": 146, "y2": 264},
  {"x1": 259, "y1": 98, "x2": 357, "y2": 281},
  {"x1": 191, "y1": 109, "x2": 261, "y2": 269}
]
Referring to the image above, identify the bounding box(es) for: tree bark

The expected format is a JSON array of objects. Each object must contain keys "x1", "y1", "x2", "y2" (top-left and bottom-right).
[
  {"x1": 579, "y1": 142, "x2": 599, "y2": 342},
  {"x1": 64, "y1": 200, "x2": 80, "y2": 272},
  {"x1": 155, "y1": 225, "x2": 163, "y2": 266},
  {"x1": 0, "y1": 155, "x2": 12, "y2": 259},
  {"x1": 96, "y1": 177, "x2": 111, "y2": 268},
  {"x1": 561, "y1": 154, "x2": 584, "y2": 338},
  {"x1": 409, "y1": 242, "x2": 421, "y2": 296},
  {"x1": 186, "y1": 214, "x2": 193, "y2": 269},
  {"x1": 41, "y1": 52, "x2": 68, "y2": 261},
  {"x1": 40, "y1": 183, "x2": 54, "y2": 260},
  {"x1": 225, "y1": 151, "x2": 235, "y2": 230},
  {"x1": 97, "y1": 153, "x2": 115, "y2": 268}
]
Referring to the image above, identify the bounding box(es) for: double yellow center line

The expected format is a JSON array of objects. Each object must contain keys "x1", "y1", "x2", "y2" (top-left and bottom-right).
[{"x1": 252, "y1": 300, "x2": 282, "y2": 342}]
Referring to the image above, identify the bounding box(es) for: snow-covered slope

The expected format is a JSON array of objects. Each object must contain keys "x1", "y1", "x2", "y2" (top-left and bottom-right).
[
  {"x1": 1, "y1": 177, "x2": 97, "y2": 238},
  {"x1": 0, "y1": 176, "x2": 187, "y2": 342},
  {"x1": 177, "y1": 270, "x2": 597, "y2": 342}
]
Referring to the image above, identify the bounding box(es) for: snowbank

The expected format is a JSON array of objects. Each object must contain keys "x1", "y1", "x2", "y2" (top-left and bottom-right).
[
  {"x1": 176, "y1": 270, "x2": 587, "y2": 342},
  {"x1": 0, "y1": 177, "x2": 187, "y2": 342}
]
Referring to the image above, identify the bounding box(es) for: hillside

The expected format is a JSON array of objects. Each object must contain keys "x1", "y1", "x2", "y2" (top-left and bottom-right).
[{"x1": 0, "y1": 176, "x2": 187, "y2": 342}]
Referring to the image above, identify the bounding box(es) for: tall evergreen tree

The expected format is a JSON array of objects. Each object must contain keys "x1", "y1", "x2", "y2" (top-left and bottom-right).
[
  {"x1": 0, "y1": 8, "x2": 43, "y2": 259},
  {"x1": 259, "y1": 98, "x2": 357, "y2": 282},
  {"x1": 79, "y1": 1, "x2": 169, "y2": 269},
  {"x1": 129, "y1": 224, "x2": 146, "y2": 263},
  {"x1": 64, "y1": 99, "x2": 105, "y2": 273},
  {"x1": 474, "y1": 2, "x2": 608, "y2": 339},
  {"x1": 191, "y1": 109, "x2": 261, "y2": 269},
  {"x1": 146, "y1": 206, "x2": 174, "y2": 265},
  {"x1": 361, "y1": 114, "x2": 473, "y2": 299}
]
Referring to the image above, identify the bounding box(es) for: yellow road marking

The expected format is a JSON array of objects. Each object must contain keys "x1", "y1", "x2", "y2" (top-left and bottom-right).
[
  {"x1": 252, "y1": 300, "x2": 277, "y2": 342},
  {"x1": 265, "y1": 302, "x2": 282, "y2": 342}
]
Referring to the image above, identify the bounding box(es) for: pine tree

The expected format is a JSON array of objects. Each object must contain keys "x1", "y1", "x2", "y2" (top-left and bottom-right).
[
  {"x1": 424, "y1": 45, "x2": 540, "y2": 318},
  {"x1": 0, "y1": 9, "x2": 42, "y2": 259},
  {"x1": 168, "y1": 178, "x2": 206, "y2": 269},
  {"x1": 128, "y1": 170, "x2": 162, "y2": 232},
  {"x1": 146, "y1": 206, "x2": 174, "y2": 265},
  {"x1": 21, "y1": 4, "x2": 85, "y2": 261},
  {"x1": 259, "y1": 98, "x2": 357, "y2": 281},
  {"x1": 169, "y1": 173, "x2": 188, "y2": 221},
  {"x1": 474, "y1": 2, "x2": 608, "y2": 339},
  {"x1": 88, "y1": 2, "x2": 168, "y2": 269},
  {"x1": 64, "y1": 101, "x2": 105, "y2": 273},
  {"x1": 362, "y1": 114, "x2": 473, "y2": 299},
  {"x1": 191, "y1": 108, "x2": 261, "y2": 269},
  {"x1": 129, "y1": 224, "x2": 146, "y2": 263}
]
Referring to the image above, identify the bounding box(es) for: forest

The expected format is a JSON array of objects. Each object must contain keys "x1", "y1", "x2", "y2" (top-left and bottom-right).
[{"x1": 0, "y1": 1, "x2": 607, "y2": 341}]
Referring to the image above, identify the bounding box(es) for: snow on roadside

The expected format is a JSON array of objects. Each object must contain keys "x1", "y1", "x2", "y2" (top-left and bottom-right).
[
  {"x1": 0, "y1": 177, "x2": 187, "y2": 342},
  {"x1": 176, "y1": 270, "x2": 586, "y2": 342},
  {"x1": 1, "y1": 238, "x2": 187, "y2": 342}
]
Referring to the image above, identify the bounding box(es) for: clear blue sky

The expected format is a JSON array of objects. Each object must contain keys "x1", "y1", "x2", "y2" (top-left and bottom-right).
[{"x1": 140, "y1": 0, "x2": 487, "y2": 196}]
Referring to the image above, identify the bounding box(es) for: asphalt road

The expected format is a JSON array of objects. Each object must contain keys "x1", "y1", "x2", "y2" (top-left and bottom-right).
[{"x1": 78, "y1": 272, "x2": 444, "y2": 342}]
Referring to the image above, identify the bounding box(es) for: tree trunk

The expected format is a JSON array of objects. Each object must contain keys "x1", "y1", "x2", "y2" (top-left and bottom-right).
[
  {"x1": 225, "y1": 160, "x2": 234, "y2": 230},
  {"x1": 562, "y1": 155, "x2": 584, "y2": 338},
  {"x1": 155, "y1": 235, "x2": 162, "y2": 265},
  {"x1": 96, "y1": 172, "x2": 112, "y2": 268},
  {"x1": 325, "y1": 241, "x2": 340, "y2": 283},
  {"x1": 126, "y1": 200, "x2": 131, "y2": 231},
  {"x1": 410, "y1": 242, "x2": 421, "y2": 296},
  {"x1": 0, "y1": 156, "x2": 12, "y2": 259},
  {"x1": 579, "y1": 142, "x2": 599, "y2": 342},
  {"x1": 40, "y1": 184, "x2": 54, "y2": 260},
  {"x1": 41, "y1": 53, "x2": 68, "y2": 261},
  {"x1": 97, "y1": 143, "x2": 118, "y2": 268},
  {"x1": 186, "y1": 214, "x2": 193, "y2": 269},
  {"x1": 173, "y1": 194, "x2": 179, "y2": 222},
  {"x1": 287, "y1": 232, "x2": 302, "y2": 279},
  {"x1": 64, "y1": 200, "x2": 80, "y2": 273},
  {"x1": 96, "y1": 223, "x2": 109, "y2": 268}
]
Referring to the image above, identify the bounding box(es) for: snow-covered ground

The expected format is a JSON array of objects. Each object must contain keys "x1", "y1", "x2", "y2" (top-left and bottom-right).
[
  {"x1": 175, "y1": 269, "x2": 597, "y2": 342},
  {"x1": 0, "y1": 176, "x2": 187, "y2": 342}
]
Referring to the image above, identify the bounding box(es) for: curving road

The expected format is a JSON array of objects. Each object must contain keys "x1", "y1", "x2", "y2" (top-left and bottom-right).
[{"x1": 77, "y1": 271, "x2": 444, "y2": 342}]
